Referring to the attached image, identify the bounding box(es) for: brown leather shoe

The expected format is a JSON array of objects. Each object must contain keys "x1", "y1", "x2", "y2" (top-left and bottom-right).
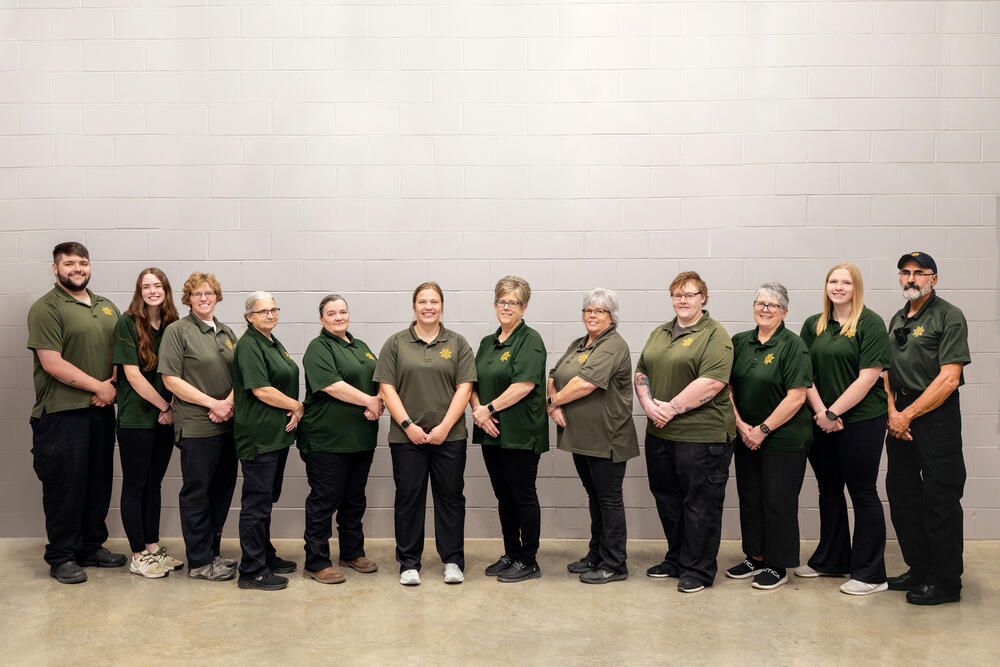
[
  {"x1": 339, "y1": 557, "x2": 378, "y2": 574},
  {"x1": 303, "y1": 567, "x2": 345, "y2": 584}
]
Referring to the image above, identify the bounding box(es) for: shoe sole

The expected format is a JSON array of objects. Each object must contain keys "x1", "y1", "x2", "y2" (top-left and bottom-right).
[
  {"x1": 579, "y1": 574, "x2": 628, "y2": 584},
  {"x1": 303, "y1": 570, "x2": 345, "y2": 584},
  {"x1": 840, "y1": 582, "x2": 889, "y2": 596},
  {"x1": 726, "y1": 569, "x2": 763, "y2": 580},
  {"x1": 237, "y1": 580, "x2": 287, "y2": 591},
  {"x1": 79, "y1": 560, "x2": 127, "y2": 568},
  {"x1": 51, "y1": 572, "x2": 87, "y2": 584},
  {"x1": 567, "y1": 564, "x2": 597, "y2": 574},
  {"x1": 269, "y1": 565, "x2": 297, "y2": 574},
  {"x1": 189, "y1": 570, "x2": 236, "y2": 582},
  {"x1": 400, "y1": 579, "x2": 420, "y2": 586},
  {"x1": 339, "y1": 560, "x2": 377, "y2": 574},
  {"x1": 444, "y1": 577, "x2": 464, "y2": 584},
  {"x1": 497, "y1": 570, "x2": 541, "y2": 583},
  {"x1": 752, "y1": 577, "x2": 788, "y2": 590},
  {"x1": 795, "y1": 569, "x2": 846, "y2": 578},
  {"x1": 130, "y1": 567, "x2": 169, "y2": 579},
  {"x1": 906, "y1": 593, "x2": 961, "y2": 606}
]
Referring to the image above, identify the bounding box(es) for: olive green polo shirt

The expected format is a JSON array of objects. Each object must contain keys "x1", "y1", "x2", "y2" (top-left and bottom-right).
[
  {"x1": 730, "y1": 323, "x2": 813, "y2": 453},
  {"x1": 635, "y1": 312, "x2": 735, "y2": 443},
  {"x1": 800, "y1": 307, "x2": 890, "y2": 422},
  {"x1": 157, "y1": 312, "x2": 238, "y2": 440},
  {"x1": 472, "y1": 320, "x2": 549, "y2": 454},
  {"x1": 549, "y1": 325, "x2": 639, "y2": 462},
  {"x1": 112, "y1": 314, "x2": 172, "y2": 429},
  {"x1": 233, "y1": 326, "x2": 299, "y2": 460},
  {"x1": 299, "y1": 329, "x2": 379, "y2": 455},
  {"x1": 887, "y1": 291, "x2": 970, "y2": 394},
  {"x1": 27, "y1": 284, "x2": 120, "y2": 418},
  {"x1": 373, "y1": 323, "x2": 477, "y2": 444}
]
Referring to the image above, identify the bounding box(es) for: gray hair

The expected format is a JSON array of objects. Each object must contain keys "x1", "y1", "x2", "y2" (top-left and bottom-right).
[
  {"x1": 318, "y1": 293, "x2": 348, "y2": 316},
  {"x1": 755, "y1": 282, "x2": 789, "y2": 310},
  {"x1": 583, "y1": 287, "x2": 620, "y2": 324},
  {"x1": 244, "y1": 291, "x2": 275, "y2": 321}
]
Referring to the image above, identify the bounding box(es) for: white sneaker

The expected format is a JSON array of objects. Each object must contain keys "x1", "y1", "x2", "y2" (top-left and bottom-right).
[
  {"x1": 400, "y1": 569, "x2": 420, "y2": 586},
  {"x1": 840, "y1": 579, "x2": 888, "y2": 596},
  {"x1": 443, "y1": 563, "x2": 464, "y2": 584},
  {"x1": 130, "y1": 551, "x2": 169, "y2": 579},
  {"x1": 795, "y1": 564, "x2": 846, "y2": 578}
]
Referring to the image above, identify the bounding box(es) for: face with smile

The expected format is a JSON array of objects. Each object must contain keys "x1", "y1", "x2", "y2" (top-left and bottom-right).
[
  {"x1": 190, "y1": 282, "x2": 217, "y2": 321},
  {"x1": 899, "y1": 260, "x2": 937, "y2": 302},
  {"x1": 582, "y1": 303, "x2": 612, "y2": 338},
  {"x1": 140, "y1": 272, "x2": 165, "y2": 309},
  {"x1": 53, "y1": 254, "x2": 91, "y2": 293},
  {"x1": 494, "y1": 291, "x2": 525, "y2": 331},
  {"x1": 753, "y1": 293, "x2": 787, "y2": 332},
  {"x1": 826, "y1": 269, "x2": 854, "y2": 309},
  {"x1": 320, "y1": 299, "x2": 350, "y2": 339},
  {"x1": 671, "y1": 281, "x2": 706, "y2": 326},
  {"x1": 249, "y1": 297, "x2": 278, "y2": 337},
  {"x1": 413, "y1": 289, "x2": 442, "y2": 328}
]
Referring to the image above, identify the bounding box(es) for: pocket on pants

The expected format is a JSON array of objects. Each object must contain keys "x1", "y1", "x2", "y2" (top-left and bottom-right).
[
  {"x1": 32, "y1": 440, "x2": 69, "y2": 484},
  {"x1": 707, "y1": 444, "x2": 732, "y2": 485}
]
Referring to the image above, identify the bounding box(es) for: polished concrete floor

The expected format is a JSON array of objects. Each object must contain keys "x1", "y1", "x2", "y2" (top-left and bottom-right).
[{"x1": 1, "y1": 538, "x2": 997, "y2": 666}]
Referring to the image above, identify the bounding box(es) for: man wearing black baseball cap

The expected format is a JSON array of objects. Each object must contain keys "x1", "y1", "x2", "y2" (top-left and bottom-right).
[{"x1": 883, "y1": 251, "x2": 971, "y2": 605}]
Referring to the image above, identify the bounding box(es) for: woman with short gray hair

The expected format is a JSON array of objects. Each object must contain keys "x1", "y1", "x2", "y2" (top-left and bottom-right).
[
  {"x1": 547, "y1": 287, "x2": 638, "y2": 584},
  {"x1": 233, "y1": 291, "x2": 302, "y2": 591}
]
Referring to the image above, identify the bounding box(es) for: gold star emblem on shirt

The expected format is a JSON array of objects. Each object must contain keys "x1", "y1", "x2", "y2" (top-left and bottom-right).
[
  {"x1": 764, "y1": 353, "x2": 774, "y2": 365},
  {"x1": 913, "y1": 326, "x2": 924, "y2": 337},
  {"x1": 440, "y1": 348, "x2": 452, "y2": 359},
  {"x1": 577, "y1": 353, "x2": 589, "y2": 364},
  {"x1": 681, "y1": 337, "x2": 694, "y2": 347},
  {"x1": 500, "y1": 351, "x2": 511, "y2": 362},
  {"x1": 102, "y1": 306, "x2": 113, "y2": 316},
  {"x1": 365, "y1": 352, "x2": 375, "y2": 360},
  {"x1": 285, "y1": 352, "x2": 292, "y2": 359},
  {"x1": 844, "y1": 330, "x2": 855, "y2": 338},
  {"x1": 225, "y1": 339, "x2": 234, "y2": 350}
]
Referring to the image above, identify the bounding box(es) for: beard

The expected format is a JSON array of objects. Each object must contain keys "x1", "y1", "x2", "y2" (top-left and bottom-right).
[
  {"x1": 901, "y1": 282, "x2": 932, "y2": 302},
  {"x1": 57, "y1": 270, "x2": 90, "y2": 292}
]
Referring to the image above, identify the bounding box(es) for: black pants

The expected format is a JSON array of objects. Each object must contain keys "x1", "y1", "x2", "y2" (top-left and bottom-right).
[
  {"x1": 573, "y1": 452, "x2": 628, "y2": 574},
  {"x1": 734, "y1": 442, "x2": 807, "y2": 568},
  {"x1": 886, "y1": 391, "x2": 965, "y2": 591},
  {"x1": 302, "y1": 449, "x2": 375, "y2": 572},
  {"x1": 390, "y1": 440, "x2": 466, "y2": 572},
  {"x1": 30, "y1": 406, "x2": 116, "y2": 567},
  {"x1": 482, "y1": 445, "x2": 541, "y2": 566},
  {"x1": 118, "y1": 425, "x2": 174, "y2": 554},
  {"x1": 238, "y1": 448, "x2": 289, "y2": 576},
  {"x1": 806, "y1": 415, "x2": 887, "y2": 583},
  {"x1": 646, "y1": 434, "x2": 733, "y2": 585},
  {"x1": 178, "y1": 433, "x2": 238, "y2": 570}
]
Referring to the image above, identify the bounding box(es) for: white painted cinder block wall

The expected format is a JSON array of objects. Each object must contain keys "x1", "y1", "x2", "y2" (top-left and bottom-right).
[{"x1": 1, "y1": 1, "x2": 997, "y2": 541}]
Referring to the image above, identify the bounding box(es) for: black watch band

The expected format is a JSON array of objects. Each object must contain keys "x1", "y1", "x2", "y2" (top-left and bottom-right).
[
  {"x1": 401, "y1": 418, "x2": 414, "y2": 429},
  {"x1": 825, "y1": 409, "x2": 838, "y2": 421},
  {"x1": 759, "y1": 423, "x2": 770, "y2": 435},
  {"x1": 547, "y1": 396, "x2": 556, "y2": 407},
  {"x1": 487, "y1": 402, "x2": 496, "y2": 414}
]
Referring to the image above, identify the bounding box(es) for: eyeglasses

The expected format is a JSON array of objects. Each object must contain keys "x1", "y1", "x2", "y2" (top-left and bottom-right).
[
  {"x1": 671, "y1": 292, "x2": 702, "y2": 301},
  {"x1": 582, "y1": 308, "x2": 610, "y2": 316},
  {"x1": 495, "y1": 299, "x2": 522, "y2": 308},
  {"x1": 893, "y1": 327, "x2": 910, "y2": 345},
  {"x1": 252, "y1": 308, "x2": 280, "y2": 317},
  {"x1": 753, "y1": 301, "x2": 785, "y2": 313},
  {"x1": 899, "y1": 270, "x2": 934, "y2": 279},
  {"x1": 190, "y1": 290, "x2": 216, "y2": 299}
]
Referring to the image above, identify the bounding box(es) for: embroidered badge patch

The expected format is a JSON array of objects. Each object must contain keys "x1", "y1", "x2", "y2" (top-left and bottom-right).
[
  {"x1": 225, "y1": 339, "x2": 234, "y2": 350},
  {"x1": 681, "y1": 337, "x2": 694, "y2": 347},
  {"x1": 577, "y1": 353, "x2": 589, "y2": 364},
  {"x1": 500, "y1": 351, "x2": 511, "y2": 362},
  {"x1": 102, "y1": 306, "x2": 114, "y2": 316},
  {"x1": 365, "y1": 352, "x2": 375, "y2": 360},
  {"x1": 913, "y1": 325, "x2": 924, "y2": 337},
  {"x1": 764, "y1": 353, "x2": 774, "y2": 365},
  {"x1": 440, "y1": 348, "x2": 452, "y2": 359}
]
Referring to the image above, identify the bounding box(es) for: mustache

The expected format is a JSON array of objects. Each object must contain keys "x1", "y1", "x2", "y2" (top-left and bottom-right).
[{"x1": 904, "y1": 283, "x2": 919, "y2": 290}]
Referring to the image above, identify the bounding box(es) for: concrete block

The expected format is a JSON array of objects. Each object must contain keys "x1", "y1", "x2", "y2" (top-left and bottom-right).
[
  {"x1": 334, "y1": 38, "x2": 400, "y2": 70},
  {"x1": 743, "y1": 132, "x2": 808, "y2": 165},
  {"x1": 19, "y1": 104, "x2": 81, "y2": 135},
  {"x1": 432, "y1": 71, "x2": 496, "y2": 103},
  {"x1": 209, "y1": 38, "x2": 271, "y2": 70},
  {"x1": 18, "y1": 166, "x2": 85, "y2": 198},
  {"x1": 239, "y1": 5, "x2": 303, "y2": 38}
]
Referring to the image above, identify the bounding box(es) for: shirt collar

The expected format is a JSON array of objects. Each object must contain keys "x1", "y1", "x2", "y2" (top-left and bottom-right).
[
  {"x1": 577, "y1": 323, "x2": 617, "y2": 350},
  {"x1": 896, "y1": 290, "x2": 938, "y2": 324},
  {"x1": 408, "y1": 322, "x2": 450, "y2": 345},
  {"x1": 246, "y1": 323, "x2": 277, "y2": 347},
  {"x1": 664, "y1": 310, "x2": 712, "y2": 336},
  {"x1": 492, "y1": 319, "x2": 526, "y2": 348},
  {"x1": 52, "y1": 283, "x2": 98, "y2": 305},
  {"x1": 321, "y1": 327, "x2": 355, "y2": 347},
  {"x1": 187, "y1": 311, "x2": 221, "y2": 334},
  {"x1": 752, "y1": 322, "x2": 786, "y2": 348}
]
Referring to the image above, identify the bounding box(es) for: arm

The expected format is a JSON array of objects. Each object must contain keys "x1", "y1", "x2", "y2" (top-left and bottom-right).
[
  {"x1": 162, "y1": 374, "x2": 233, "y2": 423},
  {"x1": 36, "y1": 349, "x2": 116, "y2": 406},
  {"x1": 546, "y1": 377, "x2": 566, "y2": 428},
  {"x1": 427, "y1": 382, "x2": 474, "y2": 445},
  {"x1": 380, "y1": 382, "x2": 428, "y2": 445},
  {"x1": 887, "y1": 364, "x2": 962, "y2": 439},
  {"x1": 827, "y1": 367, "x2": 882, "y2": 418},
  {"x1": 635, "y1": 371, "x2": 671, "y2": 428},
  {"x1": 122, "y1": 365, "x2": 172, "y2": 424},
  {"x1": 550, "y1": 376, "x2": 597, "y2": 405},
  {"x1": 743, "y1": 387, "x2": 808, "y2": 449},
  {"x1": 884, "y1": 373, "x2": 910, "y2": 441},
  {"x1": 471, "y1": 382, "x2": 535, "y2": 437},
  {"x1": 730, "y1": 386, "x2": 754, "y2": 446},
  {"x1": 251, "y1": 386, "x2": 305, "y2": 431},
  {"x1": 658, "y1": 377, "x2": 726, "y2": 422},
  {"x1": 323, "y1": 381, "x2": 383, "y2": 420}
]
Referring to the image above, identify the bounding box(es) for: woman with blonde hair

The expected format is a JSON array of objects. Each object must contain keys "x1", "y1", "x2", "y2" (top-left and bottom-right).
[{"x1": 798, "y1": 263, "x2": 891, "y2": 596}]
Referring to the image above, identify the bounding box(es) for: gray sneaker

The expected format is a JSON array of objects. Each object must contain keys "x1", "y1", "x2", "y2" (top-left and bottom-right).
[
  {"x1": 189, "y1": 560, "x2": 236, "y2": 581},
  {"x1": 214, "y1": 555, "x2": 237, "y2": 569}
]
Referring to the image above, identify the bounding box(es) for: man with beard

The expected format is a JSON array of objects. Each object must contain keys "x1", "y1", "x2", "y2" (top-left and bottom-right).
[
  {"x1": 27, "y1": 242, "x2": 125, "y2": 583},
  {"x1": 884, "y1": 252, "x2": 971, "y2": 605}
]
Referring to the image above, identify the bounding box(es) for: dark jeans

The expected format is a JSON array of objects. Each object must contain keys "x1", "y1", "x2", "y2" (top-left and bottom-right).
[
  {"x1": 390, "y1": 440, "x2": 466, "y2": 572},
  {"x1": 302, "y1": 449, "x2": 375, "y2": 572},
  {"x1": 118, "y1": 425, "x2": 174, "y2": 554},
  {"x1": 482, "y1": 445, "x2": 541, "y2": 566},
  {"x1": 806, "y1": 415, "x2": 887, "y2": 583},
  {"x1": 238, "y1": 448, "x2": 289, "y2": 577},
  {"x1": 886, "y1": 391, "x2": 965, "y2": 591},
  {"x1": 178, "y1": 432, "x2": 238, "y2": 570},
  {"x1": 734, "y1": 442, "x2": 807, "y2": 569},
  {"x1": 30, "y1": 406, "x2": 116, "y2": 567},
  {"x1": 646, "y1": 433, "x2": 733, "y2": 585},
  {"x1": 573, "y1": 452, "x2": 628, "y2": 574}
]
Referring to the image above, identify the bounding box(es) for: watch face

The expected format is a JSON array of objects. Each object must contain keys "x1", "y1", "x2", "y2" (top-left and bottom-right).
[{"x1": 760, "y1": 424, "x2": 770, "y2": 434}]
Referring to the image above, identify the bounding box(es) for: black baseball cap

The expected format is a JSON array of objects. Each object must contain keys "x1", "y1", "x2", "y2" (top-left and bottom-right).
[{"x1": 897, "y1": 251, "x2": 937, "y2": 274}]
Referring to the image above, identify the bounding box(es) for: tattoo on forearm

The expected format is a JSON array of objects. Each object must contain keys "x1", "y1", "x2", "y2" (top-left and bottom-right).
[
  {"x1": 635, "y1": 374, "x2": 650, "y2": 390},
  {"x1": 670, "y1": 399, "x2": 685, "y2": 414}
]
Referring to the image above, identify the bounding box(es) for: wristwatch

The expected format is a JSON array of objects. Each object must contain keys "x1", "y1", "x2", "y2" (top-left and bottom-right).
[
  {"x1": 759, "y1": 423, "x2": 771, "y2": 435},
  {"x1": 547, "y1": 396, "x2": 557, "y2": 407},
  {"x1": 825, "y1": 409, "x2": 838, "y2": 421},
  {"x1": 487, "y1": 402, "x2": 496, "y2": 414},
  {"x1": 400, "y1": 418, "x2": 414, "y2": 429}
]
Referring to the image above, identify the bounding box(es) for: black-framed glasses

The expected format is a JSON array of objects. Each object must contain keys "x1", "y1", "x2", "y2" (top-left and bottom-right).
[
  {"x1": 252, "y1": 307, "x2": 281, "y2": 317},
  {"x1": 899, "y1": 270, "x2": 934, "y2": 279},
  {"x1": 495, "y1": 299, "x2": 522, "y2": 308},
  {"x1": 582, "y1": 308, "x2": 610, "y2": 316},
  {"x1": 671, "y1": 291, "x2": 702, "y2": 301},
  {"x1": 753, "y1": 301, "x2": 785, "y2": 313},
  {"x1": 893, "y1": 327, "x2": 910, "y2": 345}
]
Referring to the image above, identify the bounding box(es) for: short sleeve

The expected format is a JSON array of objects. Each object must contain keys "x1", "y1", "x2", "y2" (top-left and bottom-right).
[
  {"x1": 697, "y1": 326, "x2": 733, "y2": 383},
  {"x1": 858, "y1": 309, "x2": 891, "y2": 370},
  {"x1": 938, "y1": 308, "x2": 972, "y2": 367},
  {"x1": 157, "y1": 322, "x2": 185, "y2": 377},
  {"x1": 454, "y1": 335, "x2": 477, "y2": 384},
  {"x1": 112, "y1": 316, "x2": 140, "y2": 366},
  {"x1": 236, "y1": 338, "x2": 271, "y2": 390},
  {"x1": 577, "y1": 341, "x2": 619, "y2": 390},
  {"x1": 373, "y1": 335, "x2": 399, "y2": 385},
  {"x1": 304, "y1": 339, "x2": 344, "y2": 391},
  {"x1": 26, "y1": 300, "x2": 62, "y2": 353},
  {"x1": 780, "y1": 336, "x2": 814, "y2": 390},
  {"x1": 799, "y1": 317, "x2": 816, "y2": 349},
  {"x1": 510, "y1": 334, "x2": 546, "y2": 385}
]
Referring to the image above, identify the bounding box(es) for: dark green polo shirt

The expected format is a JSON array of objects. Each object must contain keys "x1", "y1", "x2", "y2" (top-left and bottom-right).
[
  {"x1": 299, "y1": 329, "x2": 379, "y2": 455},
  {"x1": 158, "y1": 312, "x2": 238, "y2": 440},
  {"x1": 112, "y1": 314, "x2": 172, "y2": 429},
  {"x1": 373, "y1": 323, "x2": 477, "y2": 444},
  {"x1": 27, "y1": 284, "x2": 120, "y2": 418},
  {"x1": 549, "y1": 325, "x2": 639, "y2": 462},
  {"x1": 472, "y1": 320, "x2": 549, "y2": 454},
  {"x1": 635, "y1": 312, "x2": 735, "y2": 443},
  {"x1": 888, "y1": 291, "x2": 970, "y2": 393},
  {"x1": 233, "y1": 326, "x2": 299, "y2": 460},
  {"x1": 800, "y1": 307, "x2": 890, "y2": 422},
  {"x1": 730, "y1": 323, "x2": 813, "y2": 453}
]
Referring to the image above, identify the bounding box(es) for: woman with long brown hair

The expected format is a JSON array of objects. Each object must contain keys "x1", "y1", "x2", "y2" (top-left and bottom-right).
[{"x1": 112, "y1": 268, "x2": 182, "y2": 578}]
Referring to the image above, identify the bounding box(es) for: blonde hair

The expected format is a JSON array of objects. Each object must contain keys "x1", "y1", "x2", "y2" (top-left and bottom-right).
[
  {"x1": 181, "y1": 272, "x2": 223, "y2": 305},
  {"x1": 494, "y1": 275, "x2": 531, "y2": 307},
  {"x1": 815, "y1": 263, "x2": 865, "y2": 337}
]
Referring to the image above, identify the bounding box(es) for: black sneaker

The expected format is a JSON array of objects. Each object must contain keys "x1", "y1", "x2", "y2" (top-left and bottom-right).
[
  {"x1": 566, "y1": 556, "x2": 598, "y2": 574},
  {"x1": 887, "y1": 570, "x2": 925, "y2": 591},
  {"x1": 677, "y1": 576, "x2": 705, "y2": 593},
  {"x1": 751, "y1": 567, "x2": 788, "y2": 590},
  {"x1": 485, "y1": 554, "x2": 514, "y2": 577},
  {"x1": 50, "y1": 561, "x2": 87, "y2": 584},
  {"x1": 78, "y1": 547, "x2": 127, "y2": 568},
  {"x1": 497, "y1": 561, "x2": 541, "y2": 583},
  {"x1": 238, "y1": 572, "x2": 289, "y2": 591},
  {"x1": 579, "y1": 568, "x2": 628, "y2": 584},
  {"x1": 266, "y1": 556, "x2": 297, "y2": 574},
  {"x1": 726, "y1": 558, "x2": 765, "y2": 579},
  {"x1": 645, "y1": 560, "x2": 679, "y2": 578}
]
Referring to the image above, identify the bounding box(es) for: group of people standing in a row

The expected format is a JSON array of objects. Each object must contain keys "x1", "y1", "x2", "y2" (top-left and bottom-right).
[{"x1": 28, "y1": 242, "x2": 969, "y2": 606}]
